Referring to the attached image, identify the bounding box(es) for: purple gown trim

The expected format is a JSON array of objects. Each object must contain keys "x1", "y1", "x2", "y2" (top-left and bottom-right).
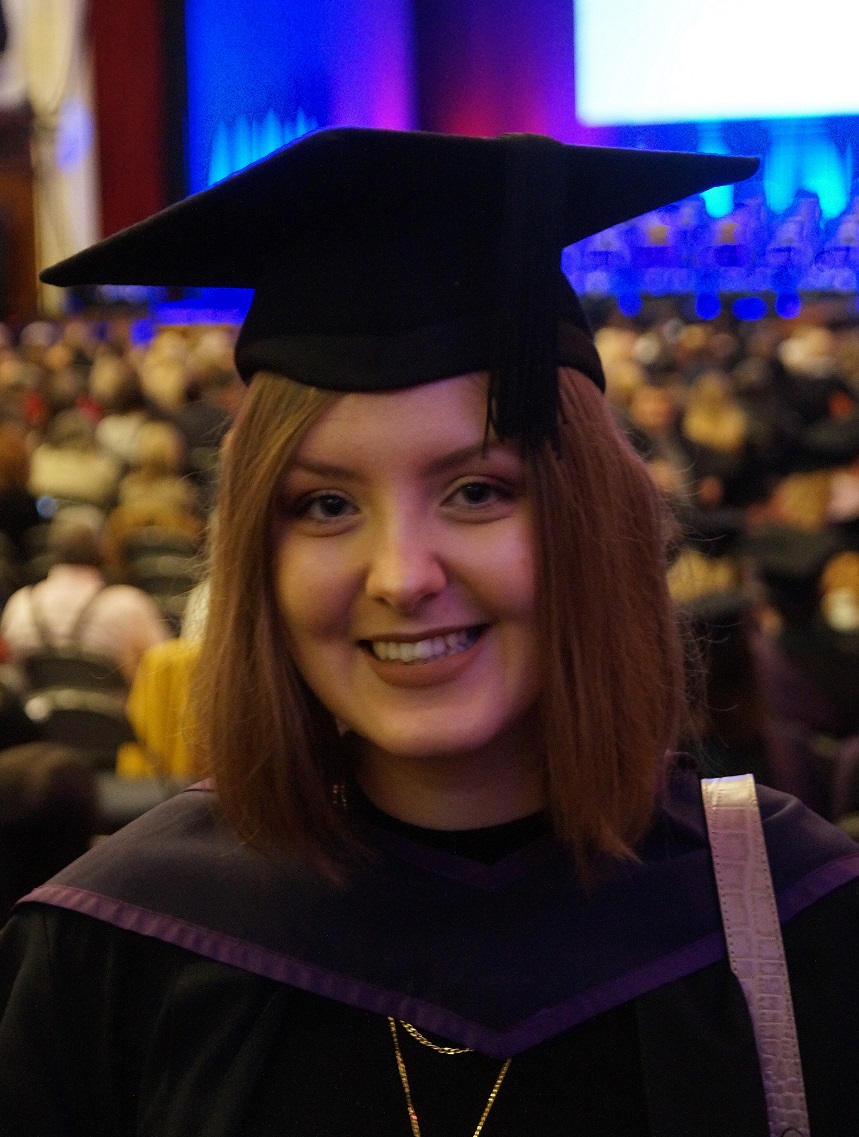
[
  {"x1": 26, "y1": 851, "x2": 859, "y2": 1058},
  {"x1": 19, "y1": 771, "x2": 859, "y2": 1058}
]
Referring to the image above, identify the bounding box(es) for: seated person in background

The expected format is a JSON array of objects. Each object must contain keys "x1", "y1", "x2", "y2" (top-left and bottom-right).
[
  {"x1": 0, "y1": 743, "x2": 99, "y2": 923},
  {"x1": 118, "y1": 420, "x2": 200, "y2": 517},
  {"x1": 680, "y1": 370, "x2": 772, "y2": 509},
  {"x1": 91, "y1": 351, "x2": 151, "y2": 469},
  {"x1": 0, "y1": 421, "x2": 45, "y2": 565},
  {"x1": 101, "y1": 499, "x2": 203, "y2": 584},
  {"x1": 137, "y1": 329, "x2": 192, "y2": 416},
  {"x1": 174, "y1": 363, "x2": 243, "y2": 513},
  {"x1": 174, "y1": 362, "x2": 241, "y2": 457},
  {"x1": 29, "y1": 408, "x2": 121, "y2": 510},
  {"x1": 0, "y1": 511, "x2": 171, "y2": 684},
  {"x1": 624, "y1": 381, "x2": 697, "y2": 502}
]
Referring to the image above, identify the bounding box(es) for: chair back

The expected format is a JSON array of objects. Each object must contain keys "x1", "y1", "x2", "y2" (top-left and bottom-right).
[
  {"x1": 128, "y1": 552, "x2": 200, "y2": 633},
  {"x1": 22, "y1": 648, "x2": 128, "y2": 695},
  {"x1": 21, "y1": 524, "x2": 56, "y2": 584},
  {"x1": 24, "y1": 688, "x2": 136, "y2": 772},
  {"x1": 122, "y1": 527, "x2": 200, "y2": 562}
]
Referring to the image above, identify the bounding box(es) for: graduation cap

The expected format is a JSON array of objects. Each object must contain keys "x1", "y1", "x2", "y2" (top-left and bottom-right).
[
  {"x1": 797, "y1": 413, "x2": 859, "y2": 471},
  {"x1": 42, "y1": 128, "x2": 758, "y2": 447},
  {"x1": 675, "y1": 504, "x2": 747, "y2": 559},
  {"x1": 682, "y1": 587, "x2": 751, "y2": 627},
  {"x1": 742, "y1": 524, "x2": 843, "y2": 621}
]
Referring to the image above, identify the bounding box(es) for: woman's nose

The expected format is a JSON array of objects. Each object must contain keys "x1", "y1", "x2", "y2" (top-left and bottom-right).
[{"x1": 364, "y1": 518, "x2": 447, "y2": 612}]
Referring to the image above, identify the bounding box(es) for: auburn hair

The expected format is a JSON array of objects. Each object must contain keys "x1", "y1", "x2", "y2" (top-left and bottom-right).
[
  {"x1": 190, "y1": 367, "x2": 687, "y2": 878},
  {"x1": 528, "y1": 368, "x2": 686, "y2": 872}
]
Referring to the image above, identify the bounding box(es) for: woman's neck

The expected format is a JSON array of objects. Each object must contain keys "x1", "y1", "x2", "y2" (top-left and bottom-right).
[{"x1": 355, "y1": 738, "x2": 545, "y2": 831}]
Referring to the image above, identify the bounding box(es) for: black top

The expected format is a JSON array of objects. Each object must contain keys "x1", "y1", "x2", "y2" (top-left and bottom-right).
[{"x1": 349, "y1": 786, "x2": 550, "y2": 863}]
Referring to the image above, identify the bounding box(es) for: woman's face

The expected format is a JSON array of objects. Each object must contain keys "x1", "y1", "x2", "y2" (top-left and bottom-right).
[{"x1": 273, "y1": 373, "x2": 540, "y2": 773}]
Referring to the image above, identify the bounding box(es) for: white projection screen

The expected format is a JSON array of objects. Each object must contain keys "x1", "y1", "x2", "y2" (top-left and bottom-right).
[{"x1": 574, "y1": 0, "x2": 859, "y2": 125}]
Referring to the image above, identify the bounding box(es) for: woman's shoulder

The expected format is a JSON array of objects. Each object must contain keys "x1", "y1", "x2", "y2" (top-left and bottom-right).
[{"x1": 659, "y1": 766, "x2": 859, "y2": 915}]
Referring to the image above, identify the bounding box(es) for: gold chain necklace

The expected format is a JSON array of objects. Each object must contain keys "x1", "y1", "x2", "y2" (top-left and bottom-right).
[
  {"x1": 388, "y1": 1017, "x2": 511, "y2": 1137},
  {"x1": 398, "y1": 1020, "x2": 475, "y2": 1055}
]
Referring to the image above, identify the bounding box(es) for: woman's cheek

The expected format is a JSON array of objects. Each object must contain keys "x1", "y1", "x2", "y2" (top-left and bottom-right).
[{"x1": 276, "y1": 539, "x2": 354, "y2": 639}]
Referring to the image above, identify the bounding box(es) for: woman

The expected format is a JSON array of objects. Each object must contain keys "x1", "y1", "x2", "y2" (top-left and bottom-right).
[{"x1": 1, "y1": 128, "x2": 857, "y2": 1135}]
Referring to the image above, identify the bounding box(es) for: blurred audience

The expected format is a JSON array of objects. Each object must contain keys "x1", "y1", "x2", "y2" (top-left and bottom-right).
[
  {"x1": 92, "y1": 351, "x2": 151, "y2": 468},
  {"x1": 174, "y1": 365, "x2": 242, "y2": 512},
  {"x1": 592, "y1": 299, "x2": 859, "y2": 829},
  {"x1": 102, "y1": 500, "x2": 203, "y2": 584},
  {"x1": 0, "y1": 304, "x2": 857, "y2": 834}
]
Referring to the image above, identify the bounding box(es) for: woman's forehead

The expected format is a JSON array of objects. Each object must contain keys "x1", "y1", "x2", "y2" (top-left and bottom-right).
[{"x1": 289, "y1": 372, "x2": 496, "y2": 467}]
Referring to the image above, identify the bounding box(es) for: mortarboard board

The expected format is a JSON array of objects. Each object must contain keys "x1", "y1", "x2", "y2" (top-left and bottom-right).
[
  {"x1": 797, "y1": 413, "x2": 859, "y2": 471},
  {"x1": 741, "y1": 524, "x2": 842, "y2": 591},
  {"x1": 41, "y1": 128, "x2": 758, "y2": 447},
  {"x1": 682, "y1": 587, "x2": 751, "y2": 627},
  {"x1": 675, "y1": 504, "x2": 747, "y2": 559}
]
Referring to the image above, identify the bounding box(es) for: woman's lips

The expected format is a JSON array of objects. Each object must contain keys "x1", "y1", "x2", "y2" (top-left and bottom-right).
[
  {"x1": 359, "y1": 626, "x2": 487, "y2": 687},
  {"x1": 365, "y1": 626, "x2": 483, "y2": 663}
]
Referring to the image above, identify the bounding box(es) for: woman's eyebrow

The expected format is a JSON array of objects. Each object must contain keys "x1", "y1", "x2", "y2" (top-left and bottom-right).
[
  {"x1": 287, "y1": 458, "x2": 361, "y2": 480},
  {"x1": 423, "y1": 441, "x2": 507, "y2": 476},
  {"x1": 289, "y1": 441, "x2": 513, "y2": 482}
]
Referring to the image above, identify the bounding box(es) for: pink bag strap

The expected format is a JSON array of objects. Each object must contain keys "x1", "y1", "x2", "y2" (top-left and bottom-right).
[{"x1": 701, "y1": 774, "x2": 810, "y2": 1137}]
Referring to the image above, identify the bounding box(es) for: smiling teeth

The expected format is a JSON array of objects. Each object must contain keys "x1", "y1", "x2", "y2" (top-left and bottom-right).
[{"x1": 371, "y1": 629, "x2": 478, "y2": 663}]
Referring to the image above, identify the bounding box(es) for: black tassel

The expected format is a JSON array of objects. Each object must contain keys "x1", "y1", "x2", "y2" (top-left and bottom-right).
[{"x1": 489, "y1": 135, "x2": 569, "y2": 450}]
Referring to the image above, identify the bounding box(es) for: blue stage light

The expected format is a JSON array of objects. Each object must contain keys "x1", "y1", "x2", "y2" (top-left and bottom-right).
[
  {"x1": 732, "y1": 297, "x2": 768, "y2": 321},
  {"x1": 129, "y1": 319, "x2": 155, "y2": 347},
  {"x1": 184, "y1": 0, "x2": 414, "y2": 194},
  {"x1": 617, "y1": 292, "x2": 642, "y2": 317},
  {"x1": 695, "y1": 293, "x2": 722, "y2": 320},
  {"x1": 774, "y1": 293, "x2": 802, "y2": 318}
]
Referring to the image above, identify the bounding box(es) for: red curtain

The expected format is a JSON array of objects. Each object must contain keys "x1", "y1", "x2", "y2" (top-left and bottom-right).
[{"x1": 89, "y1": 0, "x2": 167, "y2": 237}]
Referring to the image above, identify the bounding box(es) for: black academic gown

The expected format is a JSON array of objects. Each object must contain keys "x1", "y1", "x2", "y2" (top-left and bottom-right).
[{"x1": 1, "y1": 767, "x2": 858, "y2": 1137}]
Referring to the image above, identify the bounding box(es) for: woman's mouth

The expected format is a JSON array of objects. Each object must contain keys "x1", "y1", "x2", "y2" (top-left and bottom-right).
[{"x1": 364, "y1": 626, "x2": 485, "y2": 664}]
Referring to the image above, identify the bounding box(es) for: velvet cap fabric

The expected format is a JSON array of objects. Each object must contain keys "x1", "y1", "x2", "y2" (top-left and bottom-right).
[{"x1": 41, "y1": 127, "x2": 758, "y2": 445}]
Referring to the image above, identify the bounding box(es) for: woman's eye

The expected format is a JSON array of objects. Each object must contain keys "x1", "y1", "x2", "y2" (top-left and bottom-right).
[
  {"x1": 449, "y1": 481, "x2": 506, "y2": 508},
  {"x1": 299, "y1": 493, "x2": 356, "y2": 522}
]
